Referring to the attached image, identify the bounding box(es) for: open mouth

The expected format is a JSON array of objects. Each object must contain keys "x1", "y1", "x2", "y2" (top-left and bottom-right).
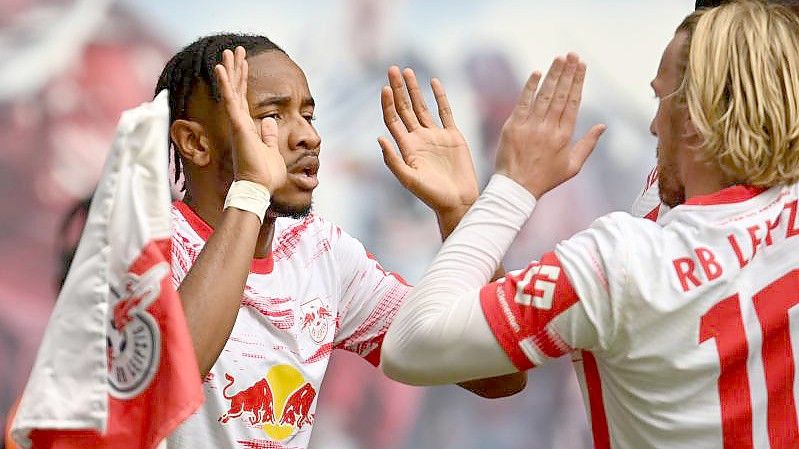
[{"x1": 288, "y1": 155, "x2": 320, "y2": 191}]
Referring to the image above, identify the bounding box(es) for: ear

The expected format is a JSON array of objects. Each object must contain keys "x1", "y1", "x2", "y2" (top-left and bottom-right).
[{"x1": 170, "y1": 119, "x2": 211, "y2": 167}]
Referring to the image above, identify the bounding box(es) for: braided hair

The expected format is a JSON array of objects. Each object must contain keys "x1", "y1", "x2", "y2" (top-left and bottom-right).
[{"x1": 154, "y1": 33, "x2": 285, "y2": 187}]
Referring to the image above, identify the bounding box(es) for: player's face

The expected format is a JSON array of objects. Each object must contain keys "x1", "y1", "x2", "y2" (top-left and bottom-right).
[
  {"x1": 247, "y1": 52, "x2": 321, "y2": 218},
  {"x1": 650, "y1": 33, "x2": 688, "y2": 208},
  {"x1": 208, "y1": 51, "x2": 322, "y2": 218}
]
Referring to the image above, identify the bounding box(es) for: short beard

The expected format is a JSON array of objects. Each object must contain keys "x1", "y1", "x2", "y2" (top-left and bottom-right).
[
  {"x1": 267, "y1": 199, "x2": 312, "y2": 220},
  {"x1": 657, "y1": 174, "x2": 685, "y2": 208}
]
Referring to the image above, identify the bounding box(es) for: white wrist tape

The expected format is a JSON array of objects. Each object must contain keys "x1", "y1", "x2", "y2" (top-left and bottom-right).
[{"x1": 223, "y1": 180, "x2": 271, "y2": 223}]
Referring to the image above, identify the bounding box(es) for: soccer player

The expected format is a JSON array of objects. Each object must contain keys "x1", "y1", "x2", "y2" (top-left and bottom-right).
[
  {"x1": 632, "y1": 0, "x2": 799, "y2": 222},
  {"x1": 157, "y1": 34, "x2": 524, "y2": 448},
  {"x1": 380, "y1": 1, "x2": 799, "y2": 448}
]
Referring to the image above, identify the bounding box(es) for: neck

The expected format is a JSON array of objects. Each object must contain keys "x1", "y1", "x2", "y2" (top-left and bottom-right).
[
  {"x1": 682, "y1": 159, "x2": 730, "y2": 202},
  {"x1": 183, "y1": 189, "x2": 276, "y2": 258}
]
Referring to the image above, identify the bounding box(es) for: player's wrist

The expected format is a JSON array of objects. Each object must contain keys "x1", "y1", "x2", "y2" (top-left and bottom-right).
[
  {"x1": 493, "y1": 170, "x2": 544, "y2": 199},
  {"x1": 488, "y1": 174, "x2": 538, "y2": 209},
  {"x1": 224, "y1": 179, "x2": 272, "y2": 223}
]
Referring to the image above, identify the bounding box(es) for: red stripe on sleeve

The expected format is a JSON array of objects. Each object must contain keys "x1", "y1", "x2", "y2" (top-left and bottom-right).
[
  {"x1": 480, "y1": 283, "x2": 536, "y2": 370},
  {"x1": 480, "y1": 252, "x2": 580, "y2": 370}
]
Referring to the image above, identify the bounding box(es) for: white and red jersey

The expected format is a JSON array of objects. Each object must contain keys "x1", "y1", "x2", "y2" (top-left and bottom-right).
[
  {"x1": 481, "y1": 182, "x2": 799, "y2": 448},
  {"x1": 167, "y1": 202, "x2": 410, "y2": 449},
  {"x1": 631, "y1": 166, "x2": 669, "y2": 221}
]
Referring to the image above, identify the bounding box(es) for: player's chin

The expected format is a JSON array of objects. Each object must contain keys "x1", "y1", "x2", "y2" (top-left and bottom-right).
[{"x1": 268, "y1": 190, "x2": 313, "y2": 220}]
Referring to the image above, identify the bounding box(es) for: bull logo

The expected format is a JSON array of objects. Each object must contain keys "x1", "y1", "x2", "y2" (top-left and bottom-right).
[
  {"x1": 219, "y1": 364, "x2": 317, "y2": 442},
  {"x1": 218, "y1": 373, "x2": 275, "y2": 425},
  {"x1": 278, "y1": 382, "x2": 315, "y2": 428},
  {"x1": 106, "y1": 262, "x2": 168, "y2": 399},
  {"x1": 300, "y1": 297, "x2": 332, "y2": 344}
]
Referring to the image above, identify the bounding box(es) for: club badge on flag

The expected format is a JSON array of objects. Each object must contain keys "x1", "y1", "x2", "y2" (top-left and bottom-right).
[{"x1": 10, "y1": 90, "x2": 203, "y2": 449}]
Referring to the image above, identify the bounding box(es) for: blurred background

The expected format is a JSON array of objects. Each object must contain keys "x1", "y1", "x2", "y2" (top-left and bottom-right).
[{"x1": 0, "y1": 1, "x2": 692, "y2": 448}]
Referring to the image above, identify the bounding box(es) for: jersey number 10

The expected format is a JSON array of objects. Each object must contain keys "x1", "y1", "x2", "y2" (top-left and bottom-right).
[{"x1": 699, "y1": 269, "x2": 799, "y2": 449}]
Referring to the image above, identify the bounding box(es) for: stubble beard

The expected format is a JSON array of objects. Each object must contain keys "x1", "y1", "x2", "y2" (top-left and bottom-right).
[{"x1": 267, "y1": 198, "x2": 313, "y2": 219}]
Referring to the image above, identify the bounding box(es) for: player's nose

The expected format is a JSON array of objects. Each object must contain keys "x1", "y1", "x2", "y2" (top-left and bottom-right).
[{"x1": 289, "y1": 118, "x2": 321, "y2": 152}]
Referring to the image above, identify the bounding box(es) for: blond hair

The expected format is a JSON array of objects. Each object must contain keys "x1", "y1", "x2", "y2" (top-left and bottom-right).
[{"x1": 676, "y1": 0, "x2": 799, "y2": 187}]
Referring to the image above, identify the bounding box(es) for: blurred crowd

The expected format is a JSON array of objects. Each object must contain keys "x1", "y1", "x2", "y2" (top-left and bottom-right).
[{"x1": 0, "y1": 1, "x2": 673, "y2": 448}]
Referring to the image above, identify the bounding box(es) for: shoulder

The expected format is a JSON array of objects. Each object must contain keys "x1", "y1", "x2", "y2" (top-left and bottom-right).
[
  {"x1": 554, "y1": 212, "x2": 664, "y2": 294},
  {"x1": 631, "y1": 167, "x2": 670, "y2": 221},
  {"x1": 272, "y1": 213, "x2": 365, "y2": 262},
  {"x1": 562, "y1": 211, "x2": 662, "y2": 250}
]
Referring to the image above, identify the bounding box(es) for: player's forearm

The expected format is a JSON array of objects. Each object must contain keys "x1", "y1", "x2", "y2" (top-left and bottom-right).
[
  {"x1": 382, "y1": 175, "x2": 535, "y2": 385},
  {"x1": 458, "y1": 373, "x2": 527, "y2": 398},
  {"x1": 178, "y1": 208, "x2": 262, "y2": 378},
  {"x1": 436, "y1": 205, "x2": 507, "y2": 281},
  {"x1": 435, "y1": 205, "x2": 471, "y2": 240},
  {"x1": 436, "y1": 202, "x2": 522, "y2": 396}
]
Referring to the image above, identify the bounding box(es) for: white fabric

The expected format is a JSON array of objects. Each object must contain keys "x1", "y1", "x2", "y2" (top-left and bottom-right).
[
  {"x1": 11, "y1": 91, "x2": 171, "y2": 447},
  {"x1": 406, "y1": 177, "x2": 799, "y2": 448},
  {"x1": 167, "y1": 205, "x2": 411, "y2": 449},
  {"x1": 382, "y1": 163, "x2": 799, "y2": 447},
  {"x1": 224, "y1": 179, "x2": 271, "y2": 223},
  {"x1": 630, "y1": 166, "x2": 670, "y2": 220},
  {"x1": 381, "y1": 174, "x2": 536, "y2": 384}
]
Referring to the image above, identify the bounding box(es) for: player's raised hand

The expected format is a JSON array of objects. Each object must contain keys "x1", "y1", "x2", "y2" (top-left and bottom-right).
[
  {"x1": 378, "y1": 66, "x2": 479, "y2": 214},
  {"x1": 495, "y1": 53, "x2": 606, "y2": 198},
  {"x1": 214, "y1": 46, "x2": 287, "y2": 193}
]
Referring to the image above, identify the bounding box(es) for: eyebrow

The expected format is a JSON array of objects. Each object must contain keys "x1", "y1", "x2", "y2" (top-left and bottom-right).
[{"x1": 254, "y1": 95, "x2": 315, "y2": 109}]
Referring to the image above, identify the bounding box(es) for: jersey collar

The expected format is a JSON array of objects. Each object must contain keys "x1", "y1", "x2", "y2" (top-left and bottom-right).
[
  {"x1": 173, "y1": 201, "x2": 275, "y2": 274},
  {"x1": 684, "y1": 185, "x2": 767, "y2": 206}
]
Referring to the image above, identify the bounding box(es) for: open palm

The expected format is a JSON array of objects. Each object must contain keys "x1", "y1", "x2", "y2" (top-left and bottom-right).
[
  {"x1": 215, "y1": 47, "x2": 286, "y2": 193},
  {"x1": 379, "y1": 67, "x2": 479, "y2": 213}
]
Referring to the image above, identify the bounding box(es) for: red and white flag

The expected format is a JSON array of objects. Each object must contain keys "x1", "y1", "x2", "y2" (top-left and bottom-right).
[{"x1": 11, "y1": 90, "x2": 203, "y2": 449}]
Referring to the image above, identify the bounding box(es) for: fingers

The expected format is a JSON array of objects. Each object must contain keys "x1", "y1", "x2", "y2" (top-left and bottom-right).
[
  {"x1": 531, "y1": 56, "x2": 566, "y2": 119},
  {"x1": 431, "y1": 78, "x2": 456, "y2": 129},
  {"x1": 235, "y1": 46, "x2": 248, "y2": 101},
  {"x1": 561, "y1": 61, "x2": 586, "y2": 133},
  {"x1": 545, "y1": 53, "x2": 579, "y2": 123},
  {"x1": 388, "y1": 66, "x2": 421, "y2": 131},
  {"x1": 216, "y1": 48, "x2": 247, "y2": 109},
  {"x1": 570, "y1": 124, "x2": 607, "y2": 172},
  {"x1": 403, "y1": 68, "x2": 435, "y2": 127},
  {"x1": 214, "y1": 63, "x2": 236, "y2": 112},
  {"x1": 378, "y1": 136, "x2": 414, "y2": 186},
  {"x1": 260, "y1": 117, "x2": 279, "y2": 149},
  {"x1": 509, "y1": 71, "x2": 542, "y2": 122},
  {"x1": 381, "y1": 85, "x2": 408, "y2": 143}
]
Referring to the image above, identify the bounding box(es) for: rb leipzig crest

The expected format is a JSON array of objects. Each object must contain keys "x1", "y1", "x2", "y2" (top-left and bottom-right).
[
  {"x1": 300, "y1": 297, "x2": 333, "y2": 344},
  {"x1": 106, "y1": 262, "x2": 169, "y2": 399}
]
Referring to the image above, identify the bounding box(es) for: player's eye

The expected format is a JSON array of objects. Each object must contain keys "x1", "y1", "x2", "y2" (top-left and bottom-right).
[{"x1": 257, "y1": 112, "x2": 281, "y2": 121}]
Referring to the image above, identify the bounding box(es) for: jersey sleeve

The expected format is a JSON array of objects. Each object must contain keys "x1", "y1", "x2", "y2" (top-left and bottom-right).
[
  {"x1": 169, "y1": 224, "x2": 198, "y2": 289},
  {"x1": 170, "y1": 235, "x2": 189, "y2": 288},
  {"x1": 332, "y1": 229, "x2": 412, "y2": 366},
  {"x1": 479, "y1": 213, "x2": 630, "y2": 371}
]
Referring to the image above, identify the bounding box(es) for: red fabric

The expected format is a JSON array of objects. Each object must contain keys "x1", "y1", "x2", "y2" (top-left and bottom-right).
[
  {"x1": 479, "y1": 252, "x2": 579, "y2": 370},
  {"x1": 643, "y1": 205, "x2": 660, "y2": 222},
  {"x1": 582, "y1": 351, "x2": 611, "y2": 449},
  {"x1": 29, "y1": 239, "x2": 203, "y2": 449},
  {"x1": 684, "y1": 185, "x2": 767, "y2": 206},
  {"x1": 173, "y1": 201, "x2": 274, "y2": 274}
]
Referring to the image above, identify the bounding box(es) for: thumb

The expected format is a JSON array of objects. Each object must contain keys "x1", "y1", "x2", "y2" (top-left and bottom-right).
[
  {"x1": 378, "y1": 136, "x2": 415, "y2": 188},
  {"x1": 260, "y1": 117, "x2": 279, "y2": 150},
  {"x1": 571, "y1": 124, "x2": 606, "y2": 169}
]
